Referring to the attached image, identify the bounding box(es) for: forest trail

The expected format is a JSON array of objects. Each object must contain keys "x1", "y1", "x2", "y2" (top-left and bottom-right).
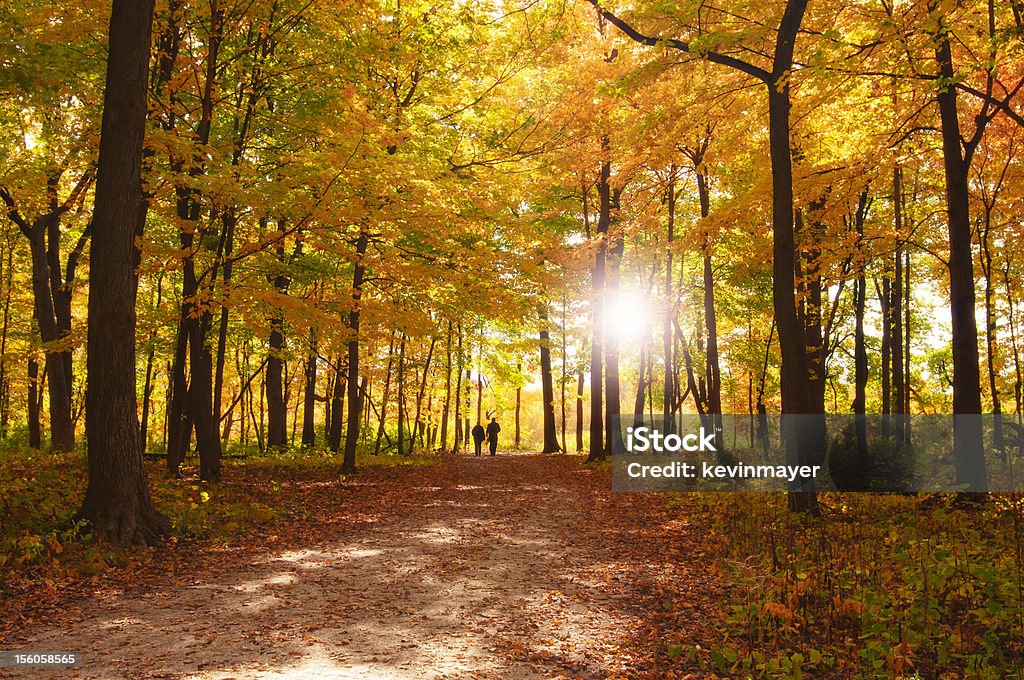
[{"x1": 6, "y1": 455, "x2": 720, "y2": 679}]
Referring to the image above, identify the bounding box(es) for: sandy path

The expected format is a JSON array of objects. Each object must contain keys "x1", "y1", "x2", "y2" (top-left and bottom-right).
[{"x1": 4, "y1": 454, "x2": 713, "y2": 679}]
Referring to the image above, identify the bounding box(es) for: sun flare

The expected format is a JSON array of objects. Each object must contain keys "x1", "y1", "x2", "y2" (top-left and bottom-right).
[{"x1": 603, "y1": 292, "x2": 654, "y2": 344}]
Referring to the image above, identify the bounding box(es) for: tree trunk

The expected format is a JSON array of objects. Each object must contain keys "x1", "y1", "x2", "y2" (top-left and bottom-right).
[
  {"x1": 79, "y1": 0, "x2": 168, "y2": 545},
  {"x1": 853, "y1": 190, "x2": 870, "y2": 469},
  {"x1": 695, "y1": 164, "x2": 724, "y2": 452},
  {"x1": 441, "y1": 320, "x2": 453, "y2": 452},
  {"x1": 539, "y1": 307, "x2": 560, "y2": 453},
  {"x1": 767, "y1": 0, "x2": 819, "y2": 513},
  {"x1": 266, "y1": 225, "x2": 290, "y2": 452},
  {"x1": 880, "y1": 275, "x2": 892, "y2": 436},
  {"x1": 476, "y1": 337, "x2": 483, "y2": 425},
  {"x1": 302, "y1": 329, "x2": 317, "y2": 447},
  {"x1": 28, "y1": 358, "x2": 40, "y2": 448},
  {"x1": 633, "y1": 346, "x2": 647, "y2": 428},
  {"x1": 604, "y1": 181, "x2": 623, "y2": 457},
  {"x1": 979, "y1": 199, "x2": 1005, "y2": 454},
  {"x1": 213, "y1": 210, "x2": 235, "y2": 430},
  {"x1": 25, "y1": 229, "x2": 74, "y2": 452},
  {"x1": 515, "y1": 362, "x2": 522, "y2": 448},
  {"x1": 342, "y1": 226, "x2": 369, "y2": 474},
  {"x1": 412, "y1": 336, "x2": 436, "y2": 453},
  {"x1": 0, "y1": 238, "x2": 11, "y2": 438},
  {"x1": 576, "y1": 368, "x2": 584, "y2": 453},
  {"x1": 397, "y1": 333, "x2": 406, "y2": 455},
  {"x1": 588, "y1": 156, "x2": 609, "y2": 462},
  {"x1": 187, "y1": 312, "x2": 221, "y2": 481},
  {"x1": 328, "y1": 355, "x2": 344, "y2": 452},
  {"x1": 166, "y1": 318, "x2": 190, "y2": 476},
  {"x1": 663, "y1": 172, "x2": 676, "y2": 421},
  {"x1": 453, "y1": 323, "x2": 464, "y2": 453},
  {"x1": 374, "y1": 331, "x2": 396, "y2": 455},
  {"x1": 560, "y1": 294, "x2": 568, "y2": 453},
  {"x1": 266, "y1": 319, "x2": 286, "y2": 450},
  {"x1": 932, "y1": 4, "x2": 987, "y2": 491}
]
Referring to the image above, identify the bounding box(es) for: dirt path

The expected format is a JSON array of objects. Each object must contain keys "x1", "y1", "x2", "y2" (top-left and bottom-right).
[{"x1": 4, "y1": 454, "x2": 719, "y2": 679}]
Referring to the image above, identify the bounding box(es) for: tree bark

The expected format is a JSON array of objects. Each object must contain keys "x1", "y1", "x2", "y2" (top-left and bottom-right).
[
  {"x1": 301, "y1": 329, "x2": 317, "y2": 447},
  {"x1": 515, "y1": 362, "x2": 522, "y2": 448},
  {"x1": 453, "y1": 323, "x2": 464, "y2": 453},
  {"x1": 28, "y1": 358, "x2": 41, "y2": 448},
  {"x1": 767, "y1": 1, "x2": 820, "y2": 513},
  {"x1": 373, "y1": 331, "x2": 397, "y2": 455},
  {"x1": 328, "y1": 354, "x2": 344, "y2": 452},
  {"x1": 576, "y1": 368, "x2": 584, "y2": 453},
  {"x1": 441, "y1": 320, "x2": 453, "y2": 452},
  {"x1": 852, "y1": 189, "x2": 870, "y2": 468},
  {"x1": 692, "y1": 157, "x2": 724, "y2": 452},
  {"x1": 539, "y1": 306, "x2": 560, "y2": 453},
  {"x1": 79, "y1": 0, "x2": 168, "y2": 545},
  {"x1": 932, "y1": 2, "x2": 987, "y2": 491},
  {"x1": 342, "y1": 226, "x2": 369, "y2": 473},
  {"x1": 397, "y1": 333, "x2": 407, "y2": 455}
]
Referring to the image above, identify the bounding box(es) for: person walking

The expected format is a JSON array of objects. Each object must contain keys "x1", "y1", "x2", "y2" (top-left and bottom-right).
[
  {"x1": 486, "y1": 417, "x2": 501, "y2": 456},
  {"x1": 471, "y1": 422, "x2": 486, "y2": 457}
]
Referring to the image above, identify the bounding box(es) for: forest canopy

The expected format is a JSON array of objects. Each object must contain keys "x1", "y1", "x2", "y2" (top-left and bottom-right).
[{"x1": 0, "y1": 0, "x2": 1022, "y2": 512}]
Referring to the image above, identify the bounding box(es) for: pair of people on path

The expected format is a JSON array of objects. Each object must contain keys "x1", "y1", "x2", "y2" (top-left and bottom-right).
[{"x1": 471, "y1": 418, "x2": 501, "y2": 456}]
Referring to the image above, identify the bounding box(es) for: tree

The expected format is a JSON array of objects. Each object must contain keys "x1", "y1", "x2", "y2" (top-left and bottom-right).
[
  {"x1": 78, "y1": 0, "x2": 168, "y2": 545},
  {"x1": 590, "y1": 0, "x2": 821, "y2": 511}
]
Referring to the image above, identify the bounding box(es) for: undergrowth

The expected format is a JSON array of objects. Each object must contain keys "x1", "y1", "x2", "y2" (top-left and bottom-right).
[
  {"x1": 0, "y1": 445, "x2": 438, "y2": 591},
  {"x1": 668, "y1": 491, "x2": 1024, "y2": 678}
]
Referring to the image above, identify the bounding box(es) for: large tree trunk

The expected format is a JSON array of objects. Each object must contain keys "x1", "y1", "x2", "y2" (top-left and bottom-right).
[
  {"x1": 932, "y1": 5, "x2": 987, "y2": 491},
  {"x1": 79, "y1": 0, "x2": 168, "y2": 545},
  {"x1": 767, "y1": 0, "x2": 820, "y2": 514},
  {"x1": 342, "y1": 226, "x2": 369, "y2": 474}
]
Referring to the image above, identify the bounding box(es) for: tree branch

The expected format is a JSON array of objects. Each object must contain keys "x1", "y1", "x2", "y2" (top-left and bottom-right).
[{"x1": 587, "y1": 0, "x2": 770, "y2": 83}]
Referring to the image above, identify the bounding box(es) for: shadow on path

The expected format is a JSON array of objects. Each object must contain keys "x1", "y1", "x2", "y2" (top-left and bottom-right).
[{"x1": 5, "y1": 454, "x2": 719, "y2": 679}]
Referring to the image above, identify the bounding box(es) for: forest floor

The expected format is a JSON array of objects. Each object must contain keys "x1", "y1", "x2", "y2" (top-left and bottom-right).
[{"x1": 1, "y1": 453, "x2": 723, "y2": 679}]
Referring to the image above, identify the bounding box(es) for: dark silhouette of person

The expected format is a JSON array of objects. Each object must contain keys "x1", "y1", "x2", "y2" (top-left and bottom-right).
[
  {"x1": 486, "y1": 417, "x2": 501, "y2": 456},
  {"x1": 471, "y1": 422, "x2": 486, "y2": 457}
]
